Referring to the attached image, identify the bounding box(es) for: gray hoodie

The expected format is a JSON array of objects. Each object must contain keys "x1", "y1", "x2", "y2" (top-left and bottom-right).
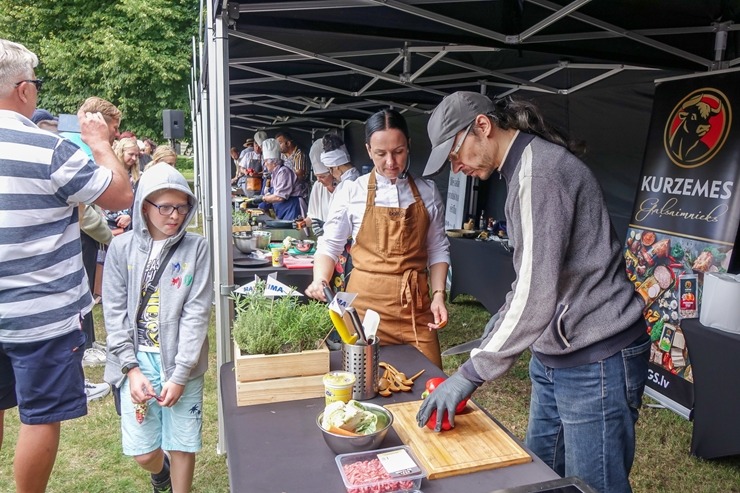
[{"x1": 103, "y1": 163, "x2": 212, "y2": 388}]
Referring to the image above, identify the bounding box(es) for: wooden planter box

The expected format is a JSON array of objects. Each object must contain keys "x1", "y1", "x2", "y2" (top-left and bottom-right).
[{"x1": 233, "y1": 341, "x2": 330, "y2": 407}]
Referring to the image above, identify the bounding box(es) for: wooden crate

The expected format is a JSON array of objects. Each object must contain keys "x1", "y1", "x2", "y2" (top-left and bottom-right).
[{"x1": 233, "y1": 341, "x2": 330, "y2": 407}]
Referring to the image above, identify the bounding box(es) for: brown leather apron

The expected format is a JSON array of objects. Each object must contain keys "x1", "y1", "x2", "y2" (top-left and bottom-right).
[{"x1": 346, "y1": 172, "x2": 441, "y2": 367}]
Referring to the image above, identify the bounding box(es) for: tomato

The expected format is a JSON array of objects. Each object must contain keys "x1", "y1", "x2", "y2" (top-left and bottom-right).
[{"x1": 421, "y1": 377, "x2": 469, "y2": 430}]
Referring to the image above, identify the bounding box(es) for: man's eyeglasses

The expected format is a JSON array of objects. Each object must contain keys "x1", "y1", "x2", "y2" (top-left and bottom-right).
[
  {"x1": 449, "y1": 121, "x2": 473, "y2": 161},
  {"x1": 145, "y1": 199, "x2": 191, "y2": 216},
  {"x1": 15, "y1": 78, "x2": 43, "y2": 92}
]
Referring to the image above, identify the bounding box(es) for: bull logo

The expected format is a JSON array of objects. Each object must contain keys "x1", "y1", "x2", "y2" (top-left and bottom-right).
[{"x1": 663, "y1": 88, "x2": 731, "y2": 168}]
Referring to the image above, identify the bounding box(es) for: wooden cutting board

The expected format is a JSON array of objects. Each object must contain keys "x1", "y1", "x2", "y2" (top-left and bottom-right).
[{"x1": 385, "y1": 400, "x2": 531, "y2": 479}]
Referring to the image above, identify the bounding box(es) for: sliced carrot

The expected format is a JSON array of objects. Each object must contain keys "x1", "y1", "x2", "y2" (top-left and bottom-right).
[{"x1": 328, "y1": 426, "x2": 361, "y2": 437}]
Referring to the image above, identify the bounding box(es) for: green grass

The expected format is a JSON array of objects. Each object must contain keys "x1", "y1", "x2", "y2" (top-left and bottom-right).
[
  {"x1": 2, "y1": 292, "x2": 739, "y2": 492},
  {"x1": 0, "y1": 307, "x2": 229, "y2": 493}
]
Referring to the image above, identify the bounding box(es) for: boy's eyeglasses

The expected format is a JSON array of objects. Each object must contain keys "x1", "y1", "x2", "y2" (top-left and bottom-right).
[
  {"x1": 145, "y1": 199, "x2": 191, "y2": 216},
  {"x1": 15, "y1": 78, "x2": 43, "y2": 92}
]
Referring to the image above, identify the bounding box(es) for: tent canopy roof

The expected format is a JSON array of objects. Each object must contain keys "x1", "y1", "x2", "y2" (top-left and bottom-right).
[{"x1": 217, "y1": 0, "x2": 740, "y2": 135}]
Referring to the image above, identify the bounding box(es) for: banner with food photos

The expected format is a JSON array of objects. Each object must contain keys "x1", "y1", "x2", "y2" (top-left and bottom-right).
[{"x1": 626, "y1": 70, "x2": 740, "y2": 413}]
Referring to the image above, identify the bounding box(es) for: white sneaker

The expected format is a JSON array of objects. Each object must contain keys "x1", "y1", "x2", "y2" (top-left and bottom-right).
[
  {"x1": 84, "y1": 379, "x2": 110, "y2": 402},
  {"x1": 82, "y1": 347, "x2": 106, "y2": 367}
]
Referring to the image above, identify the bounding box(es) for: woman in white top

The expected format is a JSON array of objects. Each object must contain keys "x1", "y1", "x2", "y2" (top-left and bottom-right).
[
  {"x1": 305, "y1": 109, "x2": 450, "y2": 367},
  {"x1": 320, "y1": 134, "x2": 361, "y2": 194}
]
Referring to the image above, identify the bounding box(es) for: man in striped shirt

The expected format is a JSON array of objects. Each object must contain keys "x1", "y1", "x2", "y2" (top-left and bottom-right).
[{"x1": 0, "y1": 39, "x2": 134, "y2": 492}]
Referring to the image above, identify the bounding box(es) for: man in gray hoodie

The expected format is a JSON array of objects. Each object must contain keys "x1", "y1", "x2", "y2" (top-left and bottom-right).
[
  {"x1": 103, "y1": 163, "x2": 212, "y2": 493},
  {"x1": 417, "y1": 92, "x2": 650, "y2": 493}
]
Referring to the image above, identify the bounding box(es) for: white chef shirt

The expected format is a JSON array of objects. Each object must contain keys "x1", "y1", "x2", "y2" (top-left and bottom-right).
[{"x1": 316, "y1": 171, "x2": 450, "y2": 267}]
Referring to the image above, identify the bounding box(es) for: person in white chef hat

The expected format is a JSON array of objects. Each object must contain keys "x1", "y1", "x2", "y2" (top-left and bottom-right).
[
  {"x1": 319, "y1": 134, "x2": 360, "y2": 194},
  {"x1": 306, "y1": 139, "x2": 336, "y2": 228},
  {"x1": 257, "y1": 138, "x2": 306, "y2": 220}
]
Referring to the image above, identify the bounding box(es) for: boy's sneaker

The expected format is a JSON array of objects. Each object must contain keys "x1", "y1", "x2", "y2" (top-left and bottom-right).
[
  {"x1": 151, "y1": 479, "x2": 172, "y2": 493},
  {"x1": 84, "y1": 379, "x2": 110, "y2": 402},
  {"x1": 151, "y1": 452, "x2": 172, "y2": 492},
  {"x1": 82, "y1": 347, "x2": 106, "y2": 366}
]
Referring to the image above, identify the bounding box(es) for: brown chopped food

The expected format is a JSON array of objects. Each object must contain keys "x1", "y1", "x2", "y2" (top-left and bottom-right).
[
  {"x1": 650, "y1": 239, "x2": 671, "y2": 258},
  {"x1": 692, "y1": 250, "x2": 714, "y2": 272}
]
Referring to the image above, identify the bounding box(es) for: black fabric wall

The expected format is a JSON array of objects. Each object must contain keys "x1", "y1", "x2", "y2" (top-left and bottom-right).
[
  {"x1": 340, "y1": 82, "x2": 656, "y2": 242},
  {"x1": 230, "y1": 80, "x2": 656, "y2": 242}
]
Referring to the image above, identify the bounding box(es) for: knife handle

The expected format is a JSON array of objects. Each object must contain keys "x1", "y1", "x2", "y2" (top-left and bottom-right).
[
  {"x1": 345, "y1": 307, "x2": 367, "y2": 343},
  {"x1": 322, "y1": 284, "x2": 334, "y2": 303}
]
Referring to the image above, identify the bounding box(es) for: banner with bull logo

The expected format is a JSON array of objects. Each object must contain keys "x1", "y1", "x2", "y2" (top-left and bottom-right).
[{"x1": 626, "y1": 70, "x2": 740, "y2": 414}]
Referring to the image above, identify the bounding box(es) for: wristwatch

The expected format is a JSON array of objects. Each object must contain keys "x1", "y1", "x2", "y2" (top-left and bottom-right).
[{"x1": 121, "y1": 362, "x2": 140, "y2": 375}]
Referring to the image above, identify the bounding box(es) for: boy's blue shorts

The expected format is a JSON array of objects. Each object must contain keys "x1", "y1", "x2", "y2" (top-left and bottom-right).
[
  {"x1": 120, "y1": 351, "x2": 204, "y2": 456},
  {"x1": 0, "y1": 329, "x2": 87, "y2": 424}
]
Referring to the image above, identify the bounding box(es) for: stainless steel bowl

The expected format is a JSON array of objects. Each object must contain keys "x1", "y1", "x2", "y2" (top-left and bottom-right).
[
  {"x1": 316, "y1": 402, "x2": 393, "y2": 455},
  {"x1": 253, "y1": 230, "x2": 272, "y2": 250},
  {"x1": 294, "y1": 239, "x2": 315, "y2": 253},
  {"x1": 233, "y1": 232, "x2": 257, "y2": 254}
]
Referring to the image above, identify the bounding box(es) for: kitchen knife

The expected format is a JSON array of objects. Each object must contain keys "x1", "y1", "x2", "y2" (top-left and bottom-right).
[
  {"x1": 441, "y1": 312, "x2": 499, "y2": 356},
  {"x1": 441, "y1": 337, "x2": 484, "y2": 356}
]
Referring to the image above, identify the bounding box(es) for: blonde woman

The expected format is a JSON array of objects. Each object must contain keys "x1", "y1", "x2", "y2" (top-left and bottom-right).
[
  {"x1": 143, "y1": 145, "x2": 177, "y2": 171},
  {"x1": 115, "y1": 137, "x2": 141, "y2": 183},
  {"x1": 104, "y1": 137, "x2": 140, "y2": 232}
]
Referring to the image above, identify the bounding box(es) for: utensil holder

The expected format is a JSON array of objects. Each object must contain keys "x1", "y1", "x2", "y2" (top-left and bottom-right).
[{"x1": 342, "y1": 337, "x2": 380, "y2": 400}]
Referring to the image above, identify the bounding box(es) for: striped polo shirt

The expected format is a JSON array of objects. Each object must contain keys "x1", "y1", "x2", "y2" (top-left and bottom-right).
[{"x1": 0, "y1": 110, "x2": 112, "y2": 343}]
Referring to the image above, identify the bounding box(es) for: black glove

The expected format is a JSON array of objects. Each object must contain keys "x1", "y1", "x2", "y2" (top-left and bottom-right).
[{"x1": 416, "y1": 371, "x2": 478, "y2": 431}]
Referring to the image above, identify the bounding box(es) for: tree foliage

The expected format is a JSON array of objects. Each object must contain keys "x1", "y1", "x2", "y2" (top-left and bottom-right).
[{"x1": 0, "y1": 0, "x2": 198, "y2": 140}]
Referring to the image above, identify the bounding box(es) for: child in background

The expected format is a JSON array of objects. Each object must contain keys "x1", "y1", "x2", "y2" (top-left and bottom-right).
[{"x1": 103, "y1": 163, "x2": 212, "y2": 493}]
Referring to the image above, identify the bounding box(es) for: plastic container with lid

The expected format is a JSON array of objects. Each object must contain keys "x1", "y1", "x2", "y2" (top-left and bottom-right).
[{"x1": 335, "y1": 445, "x2": 427, "y2": 493}]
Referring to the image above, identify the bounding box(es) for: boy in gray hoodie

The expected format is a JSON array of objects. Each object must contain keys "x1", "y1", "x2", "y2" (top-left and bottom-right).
[{"x1": 103, "y1": 163, "x2": 212, "y2": 493}]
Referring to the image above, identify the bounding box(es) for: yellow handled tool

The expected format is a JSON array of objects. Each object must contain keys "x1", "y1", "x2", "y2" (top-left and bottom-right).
[
  {"x1": 329, "y1": 309, "x2": 358, "y2": 345},
  {"x1": 324, "y1": 284, "x2": 358, "y2": 345}
]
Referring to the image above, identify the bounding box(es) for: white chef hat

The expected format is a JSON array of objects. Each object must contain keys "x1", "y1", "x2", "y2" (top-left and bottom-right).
[
  {"x1": 309, "y1": 139, "x2": 329, "y2": 175},
  {"x1": 254, "y1": 130, "x2": 268, "y2": 146},
  {"x1": 262, "y1": 138, "x2": 281, "y2": 161},
  {"x1": 320, "y1": 146, "x2": 350, "y2": 168}
]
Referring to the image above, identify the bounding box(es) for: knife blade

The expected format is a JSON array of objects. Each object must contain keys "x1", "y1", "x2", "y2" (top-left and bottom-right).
[
  {"x1": 441, "y1": 337, "x2": 484, "y2": 356},
  {"x1": 441, "y1": 312, "x2": 499, "y2": 356}
]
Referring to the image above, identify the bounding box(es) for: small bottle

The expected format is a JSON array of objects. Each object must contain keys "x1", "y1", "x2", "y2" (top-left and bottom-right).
[{"x1": 478, "y1": 210, "x2": 486, "y2": 231}]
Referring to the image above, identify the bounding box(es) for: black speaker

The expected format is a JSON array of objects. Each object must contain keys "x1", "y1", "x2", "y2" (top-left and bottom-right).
[{"x1": 162, "y1": 109, "x2": 184, "y2": 139}]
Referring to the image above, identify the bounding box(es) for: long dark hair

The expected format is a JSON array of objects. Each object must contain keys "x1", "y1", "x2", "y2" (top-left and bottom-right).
[
  {"x1": 489, "y1": 97, "x2": 585, "y2": 156},
  {"x1": 365, "y1": 109, "x2": 410, "y2": 144}
]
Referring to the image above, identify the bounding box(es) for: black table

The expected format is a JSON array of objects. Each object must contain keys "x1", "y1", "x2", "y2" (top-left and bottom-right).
[
  {"x1": 681, "y1": 319, "x2": 740, "y2": 459},
  {"x1": 449, "y1": 237, "x2": 515, "y2": 314},
  {"x1": 220, "y1": 344, "x2": 559, "y2": 492},
  {"x1": 233, "y1": 263, "x2": 313, "y2": 292},
  {"x1": 232, "y1": 243, "x2": 313, "y2": 294}
]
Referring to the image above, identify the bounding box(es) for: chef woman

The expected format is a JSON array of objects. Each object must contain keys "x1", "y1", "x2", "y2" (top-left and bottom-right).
[
  {"x1": 258, "y1": 138, "x2": 306, "y2": 220},
  {"x1": 305, "y1": 109, "x2": 450, "y2": 367}
]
